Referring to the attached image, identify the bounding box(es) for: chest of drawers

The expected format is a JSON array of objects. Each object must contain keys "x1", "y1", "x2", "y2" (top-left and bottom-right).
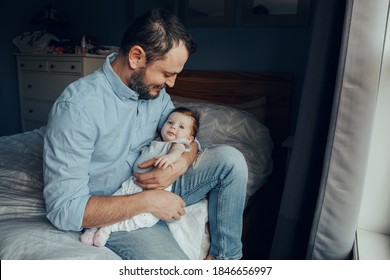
[{"x1": 15, "y1": 54, "x2": 106, "y2": 131}]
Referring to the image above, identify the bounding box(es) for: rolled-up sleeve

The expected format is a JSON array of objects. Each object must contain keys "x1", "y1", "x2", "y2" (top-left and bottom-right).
[{"x1": 43, "y1": 101, "x2": 95, "y2": 231}]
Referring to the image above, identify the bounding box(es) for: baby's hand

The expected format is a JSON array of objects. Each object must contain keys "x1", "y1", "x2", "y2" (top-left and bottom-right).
[{"x1": 155, "y1": 154, "x2": 176, "y2": 170}]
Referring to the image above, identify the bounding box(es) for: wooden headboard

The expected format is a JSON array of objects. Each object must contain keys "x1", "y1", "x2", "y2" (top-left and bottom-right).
[{"x1": 168, "y1": 70, "x2": 293, "y2": 145}]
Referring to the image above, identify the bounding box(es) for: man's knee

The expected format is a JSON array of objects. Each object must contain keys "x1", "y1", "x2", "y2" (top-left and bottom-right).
[{"x1": 208, "y1": 145, "x2": 248, "y2": 177}]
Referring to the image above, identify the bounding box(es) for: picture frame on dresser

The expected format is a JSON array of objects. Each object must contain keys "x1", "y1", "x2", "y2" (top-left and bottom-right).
[{"x1": 15, "y1": 54, "x2": 105, "y2": 132}]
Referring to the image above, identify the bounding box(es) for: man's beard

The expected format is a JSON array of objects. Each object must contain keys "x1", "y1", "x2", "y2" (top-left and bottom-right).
[{"x1": 130, "y1": 67, "x2": 164, "y2": 100}]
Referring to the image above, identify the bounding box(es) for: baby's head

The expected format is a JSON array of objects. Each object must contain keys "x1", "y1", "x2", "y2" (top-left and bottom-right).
[{"x1": 161, "y1": 107, "x2": 199, "y2": 142}]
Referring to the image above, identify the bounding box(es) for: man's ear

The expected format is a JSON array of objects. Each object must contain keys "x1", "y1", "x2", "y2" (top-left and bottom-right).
[{"x1": 128, "y1": 45, "x2": 146, "y2": 69}]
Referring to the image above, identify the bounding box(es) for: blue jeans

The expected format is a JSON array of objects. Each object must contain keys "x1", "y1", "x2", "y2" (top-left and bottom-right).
[{"x1": 106, "y1": 145, "x2": 248, "y2": 260}]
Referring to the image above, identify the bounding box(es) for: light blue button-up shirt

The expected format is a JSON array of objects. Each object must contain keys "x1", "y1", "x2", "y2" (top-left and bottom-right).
[{"x1": 43, "y1": 53, "x2": 174, "y2": 231}]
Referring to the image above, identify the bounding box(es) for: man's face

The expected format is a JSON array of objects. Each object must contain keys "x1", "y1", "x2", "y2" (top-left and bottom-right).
[
  {"x1": 130, "y1": 43, "x2": 189, "y2": 100},
  {"x1": 129, "y1": 67, "x2": 162, "y2": 100}
]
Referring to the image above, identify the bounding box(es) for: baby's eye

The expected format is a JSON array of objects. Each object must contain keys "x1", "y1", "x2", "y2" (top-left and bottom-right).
[
  {"x1": 167, "y1": 121, "x2": 173, "y2": 125},
  {"x1": 179, "y1": 125, "x2": 185, "y2": 129}
]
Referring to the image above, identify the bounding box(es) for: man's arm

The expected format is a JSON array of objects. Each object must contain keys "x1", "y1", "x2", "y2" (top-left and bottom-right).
[
  {"x1": 82, "y1": 190, "x2": 186, "y2": 228},
  {"x1": 133, "y1": 141, "x2": 198, "y2": 190}
]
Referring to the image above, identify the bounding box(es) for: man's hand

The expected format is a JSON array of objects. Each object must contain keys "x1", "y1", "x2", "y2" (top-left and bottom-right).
[
  {"x1": 82, "y1": 189, "x2": 186, "y2": 228},
  {"x1": 144, "y1": 189, "x2": 186, "y2": 221},
  {"x1": 134, "y1": 141, "x2": 198, "y2": 190},
  {"x1": 133, "y1": 157, "x2": 186, "y2": 190}
]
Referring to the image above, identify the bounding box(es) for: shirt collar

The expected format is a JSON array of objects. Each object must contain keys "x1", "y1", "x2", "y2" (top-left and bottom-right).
[{"x1": 102, "y1": 53, "x2": 139, "y2": 102}]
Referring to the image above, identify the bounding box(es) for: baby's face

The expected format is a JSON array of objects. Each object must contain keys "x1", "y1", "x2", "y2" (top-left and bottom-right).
[{"x1": 161, "y1": 112, "x2": 194, "y2": 142}]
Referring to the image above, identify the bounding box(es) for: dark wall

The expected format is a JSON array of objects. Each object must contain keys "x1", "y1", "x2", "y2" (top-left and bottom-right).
[
  {"x1": 0, "y1": 0, "x2": 127, "y2": 136},
  {"x1": 0, "y1": 0, "x2": 316, "y2": 136}
]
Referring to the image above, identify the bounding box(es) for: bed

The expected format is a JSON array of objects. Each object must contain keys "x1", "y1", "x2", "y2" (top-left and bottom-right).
[{"x1": 0, "y1": 70, "x2": 292, "y2": 260}]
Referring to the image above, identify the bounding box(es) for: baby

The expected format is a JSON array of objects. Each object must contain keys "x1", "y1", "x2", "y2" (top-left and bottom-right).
[{"x1": 80, "y1": 107, "x2": 199, "y2": 247}]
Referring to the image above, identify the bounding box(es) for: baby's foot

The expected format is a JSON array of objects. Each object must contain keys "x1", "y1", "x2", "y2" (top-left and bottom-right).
[
  {"x1": 80, "y1": 228, "x2": 98, "y2": 245},
  {"x1": 93, "y1": 227, "x2": 111, "y2": 247}
]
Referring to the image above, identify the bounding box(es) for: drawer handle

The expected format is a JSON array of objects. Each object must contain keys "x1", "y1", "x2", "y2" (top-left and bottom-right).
[
  {"x1": 27, "y1": 84, "x2": 32, "y2": 88},
  {"x1": 28, "y1": 109, "x2": 33, "y2": 113},
  {"x1": 20, "y1": 63, "x2": 25, "y2": 68},
  {"x1": 70, "y1": 65, "x2": 76, "y2": 70},
  {"x1": 38, "y1": 64, "x2": 43, "y2": 68},
  {"x1": 50, "y1": 65, "x2": 55, "y2": 69}
]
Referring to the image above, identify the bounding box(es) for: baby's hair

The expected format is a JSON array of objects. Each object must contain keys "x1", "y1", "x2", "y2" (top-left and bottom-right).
[{"x1": 170, "y1": 107, "x2": 200, "y2": 137}]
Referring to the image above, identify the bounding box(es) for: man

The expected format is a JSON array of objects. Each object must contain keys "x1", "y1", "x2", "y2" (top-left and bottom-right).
[{"x1": 43, "y1": 9, "x2": 247, "y2": 260}]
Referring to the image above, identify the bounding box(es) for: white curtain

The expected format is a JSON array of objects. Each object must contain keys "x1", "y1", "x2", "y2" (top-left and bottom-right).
[
  {"x1": 307, "y1": 0, "x2": 390, "y2": 259},
  {"x1": 270, "y1": 0, "x2": 390, "y2": 259}
]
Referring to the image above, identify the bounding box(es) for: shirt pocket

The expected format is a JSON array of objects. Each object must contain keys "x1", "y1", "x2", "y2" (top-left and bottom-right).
[{"x1": 137, "y1": 118, "x2": 159, "y2": 144}]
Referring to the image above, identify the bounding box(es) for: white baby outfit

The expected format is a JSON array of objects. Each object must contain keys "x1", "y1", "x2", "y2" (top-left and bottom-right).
[{"x1": 80, "y1": 138, "x2": 191, "y2": 246}]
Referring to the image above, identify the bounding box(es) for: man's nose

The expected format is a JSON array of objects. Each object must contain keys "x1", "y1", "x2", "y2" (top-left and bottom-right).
[{"x1": 165, "y1": 75, "x2": 177, "y2": 88}]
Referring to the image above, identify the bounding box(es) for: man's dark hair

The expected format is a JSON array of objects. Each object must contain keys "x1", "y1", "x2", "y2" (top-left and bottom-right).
[{"x1": 120, "y1": 9, "x2": 197, "y2": 65}]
